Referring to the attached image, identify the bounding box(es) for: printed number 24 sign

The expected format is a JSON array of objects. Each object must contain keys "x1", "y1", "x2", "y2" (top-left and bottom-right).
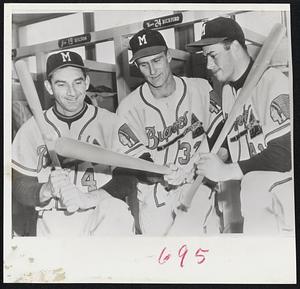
[{"x1": 143, "y1": 13, "x2": 183, "y2": 29}]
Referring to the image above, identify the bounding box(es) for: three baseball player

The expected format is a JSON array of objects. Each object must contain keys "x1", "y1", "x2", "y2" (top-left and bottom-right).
[{"x1": 12, "y1": 17, "x2": 293, "y2": 236}]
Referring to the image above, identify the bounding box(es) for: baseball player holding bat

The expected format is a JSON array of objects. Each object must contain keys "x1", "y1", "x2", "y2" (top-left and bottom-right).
[
  {"x1": 187, "y1": 17, "x2": 293, "y2": 234},
  {"x1": 117, "y1": 29, "x2": 226, "y2": 235},
  {"x1": 12, "y1": 51, "x2": 147, "y2": 236}
]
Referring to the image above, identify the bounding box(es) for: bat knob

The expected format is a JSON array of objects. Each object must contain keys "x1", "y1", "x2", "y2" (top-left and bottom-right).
[
  {"x1": 67, "y1": 204, "x2": 79, "y2": 213},
  {"x1": 176, "y1": 204, "x2": 189, "y2": 212}
]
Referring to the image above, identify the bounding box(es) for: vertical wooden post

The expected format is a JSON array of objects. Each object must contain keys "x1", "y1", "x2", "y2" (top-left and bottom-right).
[
  {"x1": 12, "y1": 23, "x2": 19, "y2": 49},
  {"x1": 83, "y1": 12, "x2": 96, "y2": 61},
  {"x1": 174, "y1": 24, "x2": 194, "y2": 77},
  {"x1": 113, "y1": 34, "x2": 131, "y2": 105}
]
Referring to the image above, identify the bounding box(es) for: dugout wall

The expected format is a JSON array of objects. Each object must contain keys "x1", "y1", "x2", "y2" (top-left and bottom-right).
[{"x1": 12, "y1": 10, "x2": 290, "y2": 113}]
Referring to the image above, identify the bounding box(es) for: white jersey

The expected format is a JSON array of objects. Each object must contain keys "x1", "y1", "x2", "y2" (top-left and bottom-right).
[
  {"x1": 222, "y1": 67, "x2": 290, "y2": 162},
  {"x1": 117, "y1": 76, "x2": 223, "y2": 234},
  {"x1": 12, "y1": 103, "x2": 144, "y2": 235},
  {"x1": 222, "y1": 67, "x2": 293, "y2": 235}
]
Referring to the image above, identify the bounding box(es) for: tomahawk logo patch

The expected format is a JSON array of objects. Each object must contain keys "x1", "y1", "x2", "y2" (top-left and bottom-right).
[
  {"x1": 270, "y1": 94, "x2": 290, "y2": 125},
  {"x1": 118, "y1": 123, "x2": 140, "y2": 148}
]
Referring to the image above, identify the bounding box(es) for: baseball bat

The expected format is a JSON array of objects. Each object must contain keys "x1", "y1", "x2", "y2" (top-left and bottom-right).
[
  {"x1": 54, "y1": 137, "x2": 172, "y2": 175},
  {"x1": 168, "y1": 23, "x2": 286, "y2": 230},
  {"x1": 14, "y1": 60, "x2": 79, "y2": 212},
  {"x1": 14, "y1": 60, "x2": 61, "y2": 166}
]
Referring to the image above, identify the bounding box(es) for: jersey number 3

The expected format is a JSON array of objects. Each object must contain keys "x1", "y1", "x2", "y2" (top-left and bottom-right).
[{"x1": 178, "y1": 142, "x2": 191, "y2": 165}]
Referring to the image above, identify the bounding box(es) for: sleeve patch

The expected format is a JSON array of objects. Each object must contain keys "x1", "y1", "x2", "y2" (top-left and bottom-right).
[
  {"x1": 270, "y1": 94, "x2": 290, "y2": 125},
  {"x1": 118, "y1": 123, "x2": 140, "y2": 148}
]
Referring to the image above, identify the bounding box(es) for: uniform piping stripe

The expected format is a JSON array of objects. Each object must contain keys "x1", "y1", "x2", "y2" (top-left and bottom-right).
[
  {"x1": 264, "y1": 123, "x2": 290, "y2": 143},
  {"x1": 245, "y1": 133, "x2": 252, "y2": 158},
  {"x1": 140, "y1": 85, "x2": 170, "y2": 164},
  {"x1": 12, "y1": 159, "x2": 37, "y2": 172},
  {"x1": 125, "y1": 143, "x2": 144, "y2": 154},
  {"x1": 237, "y1": 133, "x2": 242, "y2": 161},
  {"x1": 140, "y1": 85, "x2": 167, "y2": 128},
  {"x1": 174, "y1": 77, "x2": 186, "y2": 165},
  {"x1": 44, "y1": 111, "x2": 61, "y2": 137},
  {"x1": 175, "y1": 77, "x2": 186, "y2": 163},
  {"x1": 175, "y1": 77, "x2": 187, "y2": 122},
  {"x1": 78, "y1": 106, "x2": 98, "y2": 140},
  {"x1": 268, "y1": 176, "x2": 292, "y2": 192},
  {"x1": 206, "y1": 113, "x2": 223, "y2": 136}
]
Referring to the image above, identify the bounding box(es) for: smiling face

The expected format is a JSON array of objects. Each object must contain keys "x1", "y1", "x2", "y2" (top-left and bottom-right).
[
  {"x1": 135, "y1": 50, "x2": 172, "y2": 88},
  {"x1": 202, "y1": 42, "x2": 235, "y2": 83},
  {"x1": 45, "y1": 66, "x2": 90, "y2": 116}
]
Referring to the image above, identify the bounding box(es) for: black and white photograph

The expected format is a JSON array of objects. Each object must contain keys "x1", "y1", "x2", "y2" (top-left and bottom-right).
[{"x1": 4, "y1": 3, "x2": 296, "y2": 283}]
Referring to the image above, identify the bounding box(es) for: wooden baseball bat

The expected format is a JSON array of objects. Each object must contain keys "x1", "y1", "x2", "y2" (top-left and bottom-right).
[
  {"x1": 13, "y1": 60, "x2": 80, "y2": 212},
  {"x1": 14, "y1": 60, "x2": 61, "y2": 167},
  {"x1": 54, "y1": 137, "x2": 172, "y2": 175},
  {"x1": 177, "y1": 23, "x2": 287, "y2": 211}
]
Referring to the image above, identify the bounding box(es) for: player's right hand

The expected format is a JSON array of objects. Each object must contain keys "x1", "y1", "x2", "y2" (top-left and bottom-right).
[
  {"x1": 39, "y1": 168, "x2": 71, "y2": 203},
  {"x1": 59, "y1": 184, "x2": 104, "y2": 213},
  {"x1": 164, "y1": 164, "x2": 194, "y2": 187},
  {"x1": 48, "y1": 168, "x2": 71, "y2": 198}
]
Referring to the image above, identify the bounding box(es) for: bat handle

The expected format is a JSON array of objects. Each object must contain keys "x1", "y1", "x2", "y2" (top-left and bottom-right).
[
  {"x1": 176, "y1": 174, "x2": 205, "y2": 213},
  {"x1": 66, "y1": 205, "x2": 79, "y2": 213}
]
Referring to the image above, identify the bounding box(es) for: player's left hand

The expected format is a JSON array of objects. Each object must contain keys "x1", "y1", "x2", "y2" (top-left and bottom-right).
[{"x1": 195, "y1": 153, "x2": 229, "y2": 182}]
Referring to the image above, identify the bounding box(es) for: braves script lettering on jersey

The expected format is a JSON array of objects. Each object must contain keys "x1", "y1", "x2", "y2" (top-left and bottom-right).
[
  {"x1": 223, "y1": 68, "x2": 290, "y2": 162},
  {"x1": 12, "y1": 103, "x2": 144, "y2": 236},
  {"x1": 117, "y1": 76, "x2": 223, "y2": 235},
  {"x1": 223, "y1": 67, "x2": 293, "y2": 233}
]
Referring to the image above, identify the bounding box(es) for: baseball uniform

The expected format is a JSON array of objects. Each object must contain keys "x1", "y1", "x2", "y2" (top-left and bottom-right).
[
  {"x1": 12, "y1": 103, "x2": 144, "y2": 237},
  {"x1": 117, "y1": 75, "x2": 224, "y2": 235},
  {"x1": 222, "y1": 65, "x2": 293, "y2": 234}
]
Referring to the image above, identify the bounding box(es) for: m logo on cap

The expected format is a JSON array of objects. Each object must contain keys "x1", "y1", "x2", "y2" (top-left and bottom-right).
[
  {"x1": 138, "y1": 34, "x2": 147, "y2": 46},
  {"x1": 61, "y1": 52, "x2": 71, "y2": 62}
]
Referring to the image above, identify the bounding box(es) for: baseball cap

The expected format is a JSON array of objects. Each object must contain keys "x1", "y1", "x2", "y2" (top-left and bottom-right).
[
  {"x1": 186, "y1": 17, "x2": 245, "y2": 50},
  {"x1": 129, "y1": 29, "x2": 168, "y2": 62},
  {"x1": 46, "y1": 50, "x2": 87, "y2": 77}
]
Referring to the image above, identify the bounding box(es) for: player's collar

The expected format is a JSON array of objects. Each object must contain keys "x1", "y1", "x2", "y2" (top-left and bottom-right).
[
  {"x1": 229, "y1": 58, "x2": 253, "y2": 91},
  {"x1": 53, "y1": 102, "x2": 88, "y2": 128},
  {"x1": 143, "y1": 75, "x2": 184, "y2": 102}
]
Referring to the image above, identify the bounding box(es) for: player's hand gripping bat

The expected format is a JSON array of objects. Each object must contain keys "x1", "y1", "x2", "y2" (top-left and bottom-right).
[
  {"x1": 14, "y1": 60, "x2": 78, "y2": 212},
  {"x1": 165, "y1": 23, "x2": 287, "y2": 235}
]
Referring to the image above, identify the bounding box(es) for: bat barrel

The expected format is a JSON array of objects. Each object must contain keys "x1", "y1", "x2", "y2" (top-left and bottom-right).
[{"x1": 55, "y1": 137, "x2": 172, "y2": 175}]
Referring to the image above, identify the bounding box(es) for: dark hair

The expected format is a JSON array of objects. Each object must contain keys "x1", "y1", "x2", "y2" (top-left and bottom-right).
[{"x1": 222, "y1": 38, "x2": 248, "y2": 52}]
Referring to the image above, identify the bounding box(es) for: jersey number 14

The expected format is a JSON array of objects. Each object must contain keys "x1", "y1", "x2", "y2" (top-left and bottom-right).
[{"x1": 80, "y1": 167, "x2": 97, "y2": 192}]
